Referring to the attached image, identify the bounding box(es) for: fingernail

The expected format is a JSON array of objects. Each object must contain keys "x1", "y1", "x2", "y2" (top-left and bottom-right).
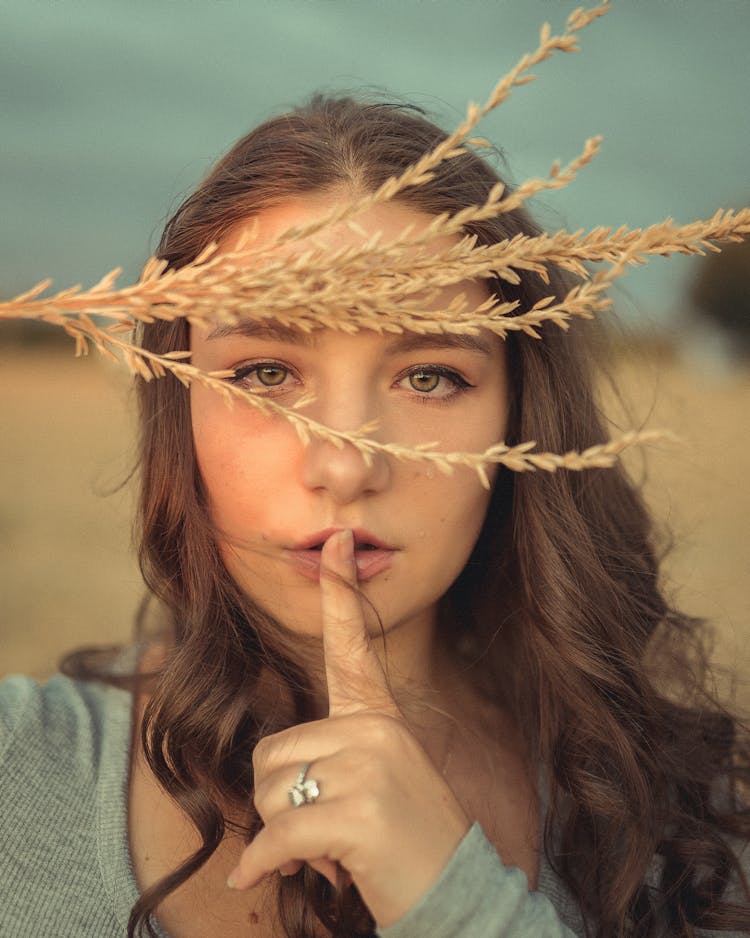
[
  {"x1": 227, "y1": 869, "x2": 241, "y2": 889},
  {"x1": 337, "y1": 528, "x2": 354, "y2": 564},
  {"x1": 227, "y1": 875, "x2": 236, "y2": 889}
]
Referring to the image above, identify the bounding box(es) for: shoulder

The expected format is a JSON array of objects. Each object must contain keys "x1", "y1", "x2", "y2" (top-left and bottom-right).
[
  {"x1": 0, "y1": 672, "x2": 127, "y2": 773},
  {"x1": 0, "y1": 670, "x2": 133, "y2": 819},
  {"x1": 0, "y1": 673, "x2": 136, "y2": 936}
]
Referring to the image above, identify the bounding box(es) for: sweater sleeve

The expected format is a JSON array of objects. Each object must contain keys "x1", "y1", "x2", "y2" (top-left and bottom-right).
[{"x1": 376, "y1": 822, "x2": 578, "y2": 938}]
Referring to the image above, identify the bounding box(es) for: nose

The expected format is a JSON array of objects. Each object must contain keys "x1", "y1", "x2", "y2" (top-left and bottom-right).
[{"x1": 301, "y1": 422, "x2": 391, "y2": 505}]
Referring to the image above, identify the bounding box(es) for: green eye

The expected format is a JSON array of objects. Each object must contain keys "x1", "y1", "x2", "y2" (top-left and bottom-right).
[
  {"x1": 257, "y1": 366, "x2": 288, "y2": 386},
  {"x1": 409, "y1": 371, "x2": 440, "y2": 393}
]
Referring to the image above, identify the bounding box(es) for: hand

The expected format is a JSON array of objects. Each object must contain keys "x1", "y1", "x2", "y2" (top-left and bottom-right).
[{"x1": 227, "y1": 529, "x2": 471, "y2": 927}]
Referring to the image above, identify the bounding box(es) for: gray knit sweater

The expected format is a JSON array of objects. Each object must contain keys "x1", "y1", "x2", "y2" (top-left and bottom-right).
[{"x1": 0, "y1": 673, "x2": 743, "y2": 937}]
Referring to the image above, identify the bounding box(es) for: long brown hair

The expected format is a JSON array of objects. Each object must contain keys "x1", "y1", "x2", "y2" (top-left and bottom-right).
[{"x1": 66, "y1": 95, "x2": 750, "y2": 937}]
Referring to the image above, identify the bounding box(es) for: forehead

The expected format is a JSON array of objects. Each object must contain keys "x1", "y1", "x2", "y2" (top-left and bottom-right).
[
  {"x1": 205, "y1": 194, "x2": 498, "y2": 356},
  {"x1": 219, "y1": 192, "x2": 461, "y2": 258}
]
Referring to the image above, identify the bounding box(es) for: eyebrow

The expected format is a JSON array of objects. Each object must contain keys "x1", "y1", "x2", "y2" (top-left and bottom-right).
[
  {"x1": 207, "y1": 320, "x2": 315, "y2": 344},
  {"x1": 206, "y1": 320, "x2": 495, "y2": 357}
]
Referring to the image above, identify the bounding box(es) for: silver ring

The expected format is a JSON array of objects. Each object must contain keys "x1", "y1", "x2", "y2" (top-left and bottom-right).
[{"x1": 288, "y1": 761, "x2": 320, "y2": 807}]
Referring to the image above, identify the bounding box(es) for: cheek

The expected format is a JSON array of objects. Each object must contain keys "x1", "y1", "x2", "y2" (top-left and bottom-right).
[
  {"x1": 445, "y1": 480, "x2": 493, "y2": 549},
  {"x1": 413, "y1": 468, "x2": 494, "y2": 570},
  {"x1": 190, "y1": 393, "x2": 303, "y2": 532}
]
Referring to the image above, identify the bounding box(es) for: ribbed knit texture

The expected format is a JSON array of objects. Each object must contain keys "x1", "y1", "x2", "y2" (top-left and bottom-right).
[
  {"x1": 0, "y1": 673, "x2": 168, "y2": 938},
  {"x1": 377, "y1": 821, "x2": 578, "y2": 938}
]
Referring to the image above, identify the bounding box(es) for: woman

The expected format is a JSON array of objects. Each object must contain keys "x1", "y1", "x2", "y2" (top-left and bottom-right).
[{"x1": 1, "y1": 96, "x2": 748, "y2": 938}]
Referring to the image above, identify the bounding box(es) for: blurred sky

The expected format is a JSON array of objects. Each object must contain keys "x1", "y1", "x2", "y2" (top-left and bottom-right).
[{"x1": 1, "y1": 0, "x2": 748, "y2": 330}]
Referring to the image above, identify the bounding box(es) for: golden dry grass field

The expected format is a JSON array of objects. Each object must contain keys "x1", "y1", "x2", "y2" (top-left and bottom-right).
[{"x1": 1, "y1": 341, "x2": 748, "y2": 711}]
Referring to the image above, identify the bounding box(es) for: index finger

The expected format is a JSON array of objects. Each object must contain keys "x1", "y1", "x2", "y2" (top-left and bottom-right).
[{"x1": 319, "y1": 529, "x2": 396, "y2": 716}]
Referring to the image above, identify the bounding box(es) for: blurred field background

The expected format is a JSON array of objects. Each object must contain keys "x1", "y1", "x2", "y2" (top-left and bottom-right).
[{"x1": 1, "y1": 0, "x2": 748, "y2": 708}]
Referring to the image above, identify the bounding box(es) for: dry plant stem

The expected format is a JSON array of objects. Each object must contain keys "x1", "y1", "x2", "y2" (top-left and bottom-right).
[
  {"x1": 8, "y1": 286, "x2": 668, "y2": 487},
  {"x1": 0, "y1": 210, "x2": 743, "y2": 485},
  {"x1": 224, "y1": 0, "x2": 613, "y2": 254},
  {"x1": 0, "y1": 0, "x2": 731, "y2": 481},
  {"x1": 178, "y1": 208, "x2": 749, "y2": 339},
  {"x1": 229, "y1": 134, "x2": 605, "y2": 270},
  {"x1": 0, "y1": 134, "x2": 606, "y2": 328},
  {"x1": 343, "y1": 207, "x2": 750, "y2": 296},
  {"x1": 34, "y1": 306, "x2": 670, "y2": 489},
  {"x1": 3, "y1": 208, "x2": 749, "y2": 337},
  {"x1": 0, "y1": 0, "x2": 620, "y2": 341}
]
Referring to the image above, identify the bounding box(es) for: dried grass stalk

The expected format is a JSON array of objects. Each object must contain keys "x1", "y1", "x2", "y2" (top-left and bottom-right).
[{"x1": 1, "y1": 0, "x2": 744, "y2": 485}]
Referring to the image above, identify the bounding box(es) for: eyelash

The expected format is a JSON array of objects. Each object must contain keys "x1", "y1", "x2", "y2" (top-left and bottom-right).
[
  {"x1": 231, "y1": 362, "x2": 297, "y2": 391},
  {"x1": 396, "y1": 365, "x2": 473, "y2": 403},
  {"x1": 229, "y1": 360, "x2": 474, "y2": 402}
]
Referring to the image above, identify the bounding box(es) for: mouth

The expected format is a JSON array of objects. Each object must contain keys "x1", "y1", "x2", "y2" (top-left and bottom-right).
[{"x1": 287, "y1": 528, "x2": 397, "y2": 582}]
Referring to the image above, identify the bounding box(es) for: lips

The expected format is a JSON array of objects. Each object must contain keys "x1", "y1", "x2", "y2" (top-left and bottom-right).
[{"x1": 286, "y1": 528, "x2": 396, "y2": 582}]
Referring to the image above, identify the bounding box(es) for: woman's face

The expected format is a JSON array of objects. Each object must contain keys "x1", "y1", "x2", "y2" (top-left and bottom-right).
[{"x1": 190, "y1": 194, "x2": 508, "y2": 642}]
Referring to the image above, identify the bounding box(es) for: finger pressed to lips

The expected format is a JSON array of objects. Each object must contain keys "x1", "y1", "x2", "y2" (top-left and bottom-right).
[
  {"x1": 319, "y1": 531, "x2": 399, "y2": 716},
  {"x1": 288, "y1": 527, "x2": 399, "y2": 583},
  {"x1": 287, "y1": 543, "x2": 396, "y2": 582}
]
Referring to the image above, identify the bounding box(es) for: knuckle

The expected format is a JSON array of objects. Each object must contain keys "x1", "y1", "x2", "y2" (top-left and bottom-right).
[
  {"x1": 359, "y1": 791, "x2": 383, "y2": 826},
  {"x1": 252, "y1": 736, "x2": 271, "y2": 775},
  {"x1": 252, "y1": 777, "x2": 271, "y2": 818},
  {"x1": 346, "y1": 780, "x2": 385, "y2": 831},
  {"x1": 345, "y1": 747, "x2": 387, "y2": 795},
  {"x1": 359, "y1": 710, "x2": 405, "y2": 747}
]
